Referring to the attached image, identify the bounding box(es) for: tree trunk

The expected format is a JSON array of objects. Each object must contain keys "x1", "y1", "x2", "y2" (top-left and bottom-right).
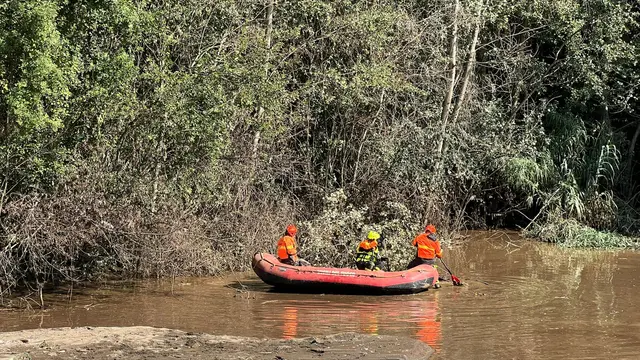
[
  {"x1": 626, "y1": 120, "x2": 640, "y2": 198},
  {"x1": 1, "y1": 109, "x2": 9, "y2": 140},
  {"x1": 451, "y1": 20, "x2": 481, "y2": 125},
  {"x1": 151, "y1": 125, "x2": 166, "y2": 214},
  {"x1": 266, "y1": 0, "x2": 274, "y2": 49},
  {"x1": 152, "y1": 53, "x2": 168, "y2": 214},
  {"x1": 429, "y1": 0, "x2": 460, "y2": 220},
  {"x1": 0, "y1": 180, "x2": 7, "y2": 222},
  {"x1": 436, "y1": 0, "x2": 460, "y2": 157},
  {"x1": 243, "y1": 0, "x2": 274, "y2": 208}
]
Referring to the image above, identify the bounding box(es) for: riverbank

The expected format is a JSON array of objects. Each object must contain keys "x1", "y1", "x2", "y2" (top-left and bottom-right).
[{"x1": 0, "y1": 326, "x2": 433, "y2": 360}]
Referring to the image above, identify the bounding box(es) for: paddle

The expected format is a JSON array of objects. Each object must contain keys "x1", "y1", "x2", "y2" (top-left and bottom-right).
[{"x1": 439, "y1": 258, "x2": 463, "y2": 286}]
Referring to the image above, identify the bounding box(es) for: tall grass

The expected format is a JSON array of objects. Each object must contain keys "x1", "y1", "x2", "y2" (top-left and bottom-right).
[{"x1": 525, "y1": 217, "x2": 640, "y2": 249}]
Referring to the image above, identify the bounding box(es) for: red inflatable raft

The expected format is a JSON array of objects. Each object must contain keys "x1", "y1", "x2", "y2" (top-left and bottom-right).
[{"x1": 252, "y1": 253, "x2": 438, "y2": 295}]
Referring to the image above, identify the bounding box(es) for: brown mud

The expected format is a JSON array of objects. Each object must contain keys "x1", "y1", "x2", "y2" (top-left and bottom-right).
[{"x1": 0, "y1": 326, "x2": 432, "y2": 360}]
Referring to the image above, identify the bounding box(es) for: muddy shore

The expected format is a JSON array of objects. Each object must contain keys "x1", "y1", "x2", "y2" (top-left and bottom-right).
[{"x1": 0, "y1": 326, "x2": 433, "y2": 360}]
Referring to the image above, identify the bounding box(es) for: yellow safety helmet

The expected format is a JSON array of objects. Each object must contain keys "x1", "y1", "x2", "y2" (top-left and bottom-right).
[{"x1": 367, "y1": 231, "x2": 381, "y2": 240}]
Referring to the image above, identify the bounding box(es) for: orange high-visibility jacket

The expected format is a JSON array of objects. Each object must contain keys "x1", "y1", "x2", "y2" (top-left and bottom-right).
[
  {"x1": 412, "y1": 233, "x2": 442, "y2": 259},
  {"x1": 358, "y1": 239, "x2": 378, "y2": 251},
  {"x1": 277, "y1": 235, "x2": 298, "y2": 261}
]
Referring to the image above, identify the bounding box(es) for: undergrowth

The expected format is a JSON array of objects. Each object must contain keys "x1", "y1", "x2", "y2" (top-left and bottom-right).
[{"x1": 525, "y1": 218, "x2": 640, "y2": 249}]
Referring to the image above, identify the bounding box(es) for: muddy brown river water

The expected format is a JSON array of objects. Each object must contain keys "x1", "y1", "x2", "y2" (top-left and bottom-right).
[{"x1": 1, "y1": 231, "x2": 640, "y2": 359}]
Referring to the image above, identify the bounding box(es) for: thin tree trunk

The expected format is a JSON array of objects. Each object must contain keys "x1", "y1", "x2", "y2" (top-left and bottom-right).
[
  {"x1": 353, "y1": 90, "x2": 385, "y2": 183},
  {"x1": 243, "y1": 0, "x2": 274, "y2": 208},
  {"x1": 152, "y1": 53, "x2": 168, "y2": 214},
  {"x1": 1, "y1": 109, "x2": 9, "y2": 140},
  {"x1": 252, "y1": 0, "x2": 274, "y2": 167},
  {"x1": 255, "y1": 0, "x2": 274, "y2": 153},
  {"x1": 626, "y1": 120, "x2": 640, "y2": 198},
  {"x1": 451, "y1": 20, "x2": 481, "y2": 125},
  {"x1": 152, "y1": 160, "x2": 161, "y2": 213},
  {"x1": 151, "y1": 126, "x2": 166, "y2": 214},
  {"x1": 0, "y1": 180, "x2": 7, "y2": 223},
  {"x1": 251, "y1": 130, "x2": 261, "y2": 161},
  {"x1": 266, "y1": 0, "x2": 274, "y2": 49},
  {"x1": 436, "y1": 0, "x2": 460, "y2": 157}
]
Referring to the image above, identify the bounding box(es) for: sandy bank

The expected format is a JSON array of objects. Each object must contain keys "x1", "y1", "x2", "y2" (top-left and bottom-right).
[{"x1": 0, "y1": 326, "x2": 433, "y2": 360}]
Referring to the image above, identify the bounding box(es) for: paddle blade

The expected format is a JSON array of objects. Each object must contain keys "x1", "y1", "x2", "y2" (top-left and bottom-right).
[{"x1": 451, "y1": 275, "x2": 463, "y2": 286}]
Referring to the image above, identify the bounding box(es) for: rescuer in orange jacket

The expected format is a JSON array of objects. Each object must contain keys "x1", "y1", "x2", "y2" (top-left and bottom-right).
[
  {"x1": 407, "y1": 224, "x2": 442, "y2": 287},
  {"x1": 277, "y1": 224, "x2": 310, "y2": 266}
]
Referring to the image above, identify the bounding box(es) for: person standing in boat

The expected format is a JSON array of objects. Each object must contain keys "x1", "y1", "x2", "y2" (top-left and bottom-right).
[
  {"x1": 355, "y1": 231, "x2": 385, "y2": 271},
  {"x1": 277, "y1": 224, "x2": 310, "y2": 266},
  {"x1": 407, "y1": 224, "x2": 442, "y2": 287}
]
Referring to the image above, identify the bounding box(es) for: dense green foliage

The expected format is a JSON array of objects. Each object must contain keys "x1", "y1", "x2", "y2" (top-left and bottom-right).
[{"x1": 1, "y1": 0, "x2": 639, "y2": 295}]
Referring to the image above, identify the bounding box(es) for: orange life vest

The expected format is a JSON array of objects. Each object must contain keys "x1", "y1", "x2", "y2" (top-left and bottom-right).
[
  {"x1": 277, "y1": 235, "x2": 298, "y2": 261},
  {"x1": 412, "y1": 233, "x2": 442, "y2": 259},
  {"x1": 358, "y1": 239, "x2": 378, "y2": 251}
]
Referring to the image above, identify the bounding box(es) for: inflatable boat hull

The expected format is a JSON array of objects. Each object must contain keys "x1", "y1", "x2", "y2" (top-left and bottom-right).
[{"x1": 251, "y1": 252, "x2": 438, "y2": 295}]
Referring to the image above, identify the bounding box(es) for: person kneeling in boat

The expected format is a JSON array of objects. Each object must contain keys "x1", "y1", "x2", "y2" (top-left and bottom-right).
[
  {"x1": 277, "y1": 224, "x2": 311, "y2": 266},
  {"x1": 407, "y1": 224, "x2": 442, "y2": 288},
  {"x1": 355, "y1": 231, "x2": 386, "y2": 271}
]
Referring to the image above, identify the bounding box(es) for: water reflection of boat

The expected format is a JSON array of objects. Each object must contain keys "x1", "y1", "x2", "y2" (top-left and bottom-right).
[
  {"x1": 252, "y1": 252, "x2": 438, "y2": 295},
  {"x1": 358, "y1": 307, "x2": 379, "y2": 335},
  {"x1": 272, "y1": 297, "x2": 442, "y2": 351},
  {"x1": 282, "y1": 306, "x2": 298, "y2": 339},
  {"x1": 410, "y1": 297, "x2": 441, "y2": 352}
]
